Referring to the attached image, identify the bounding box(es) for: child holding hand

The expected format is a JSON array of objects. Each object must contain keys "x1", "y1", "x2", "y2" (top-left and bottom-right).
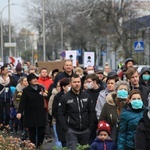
[{"x1": 90, "y1": 121, "x2": 117, "y2": 150}]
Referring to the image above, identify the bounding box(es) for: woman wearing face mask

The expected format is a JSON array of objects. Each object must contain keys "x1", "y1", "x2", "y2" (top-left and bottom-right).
[
  {"x1": 135, "y1": 99, "x2": 150, "y2": 150},
  {"x1": 100, "y1": 81, "x2": 129, "y2": 142},
  {"x1": 117, "y1": 90, "x2": 145, "y2": 150},
  {"x1": 139, "y1": 67, "x2": 150, "y2": 88}
]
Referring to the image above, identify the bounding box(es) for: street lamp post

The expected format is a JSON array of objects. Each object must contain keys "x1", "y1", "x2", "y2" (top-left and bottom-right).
[
  {"x1": 42, "y1": 0, "x2": 46, "y2": 61},
  {"x1": 1, "y1": 3, "x2": 15, "y2": 62},
  {"x1": 56, "y1": 20, "x2": 63, "y2": 51}
]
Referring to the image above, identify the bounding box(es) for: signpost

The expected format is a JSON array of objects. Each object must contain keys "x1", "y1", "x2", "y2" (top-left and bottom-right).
[{"x1": 134, "y1": 41, "x2": 144, "y2": 52}]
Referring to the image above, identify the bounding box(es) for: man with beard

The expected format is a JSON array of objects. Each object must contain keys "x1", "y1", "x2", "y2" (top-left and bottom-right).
[{"x1": 58, "y1": 74, "x2": 95, "y2": 150}]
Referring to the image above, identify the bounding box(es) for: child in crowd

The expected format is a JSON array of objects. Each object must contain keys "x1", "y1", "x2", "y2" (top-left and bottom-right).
[{"x1": 90, "y1": 121, "x2": 117, "y2": 150}]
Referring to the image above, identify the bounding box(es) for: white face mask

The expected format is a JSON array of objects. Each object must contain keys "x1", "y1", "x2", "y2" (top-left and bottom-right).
[
  {"x1": 86, "y1": 83, "x2": 93, "y2": 89},
  {"x1": 87, "y1": 70, "x2": 94, "y2": 74},
  {"x1": 67, "y1": 87, "x2": 71, "y2": 92}
]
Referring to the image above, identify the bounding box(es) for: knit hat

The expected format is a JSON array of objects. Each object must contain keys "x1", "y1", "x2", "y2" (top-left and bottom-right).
[
  {"x1": 97, "y1": 121, "x2": 111, "y2": 135},
  {"x1": 27, "y1": 73, "x2": 38, "y2": 83}
]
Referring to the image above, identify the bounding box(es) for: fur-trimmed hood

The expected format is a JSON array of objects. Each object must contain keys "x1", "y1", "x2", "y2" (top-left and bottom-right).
[{"x1": 106, "y1": 92, "x2": 116, "y2": 106}]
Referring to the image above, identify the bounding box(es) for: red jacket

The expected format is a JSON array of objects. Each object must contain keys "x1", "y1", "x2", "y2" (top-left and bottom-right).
[{"x1": 38, "y1": 76, "x2": 53, "y2": 90}]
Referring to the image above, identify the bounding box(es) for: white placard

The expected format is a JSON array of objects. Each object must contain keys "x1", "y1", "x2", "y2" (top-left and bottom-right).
[
  {"x1": 65, "y1": 50, "x2": 77, "y2": 66},
  {"x1": 84, "y1": 52, "x2": 95, "y2": 68}
]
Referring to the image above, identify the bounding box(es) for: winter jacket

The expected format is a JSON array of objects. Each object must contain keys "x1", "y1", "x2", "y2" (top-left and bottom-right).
[
  {"x1": 13, "y1": 83, "x2": 26, "y2": 111},
  {"x1": 38, "y1": 76, "x2": 53, "y2": 90},
  {"x1": 117, "y1": 104, "x2": 145, "y2": 150},
  {"x1": 12, "y1": 73, "x2": 27, "y2": 87},
  {"x1": 135, "y1": 110, "x2": 150, "y2": 150},
  {"x1": 17, "y1": 84, "x2": 46, "y2": 128},
  {"x1": 95, "y1": 89, "x2": 112, "y2": 120},
  {"x1": 58, "y1": 90, "x2": 95, "y2": 132},
  {"x1": 54, "y1": 71, "x2": 74, "y2": 87},
  {"x1": 48, "y1": 88, "x2": 59, "y2": 115},
  {"x1": 90, "y1": 137, "x2": 117, "y2": 150},
  {"x1": 100, "y1": 93, "x2": 118, "y2": 131},
  {"x1": 52, "y1": 91, "x2": 65, "y2": 142}
]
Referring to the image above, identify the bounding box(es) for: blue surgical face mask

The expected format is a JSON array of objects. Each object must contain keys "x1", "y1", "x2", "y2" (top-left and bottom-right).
[
  {"x1": 117, "y1": 89, "x2": 128, "y2": 99},
  {"x1": 142, "y1": 74, "x2": 150, "y2": 81},
  {"x1": 131, "y1": 100, "x2": 143, "y2": 109}
]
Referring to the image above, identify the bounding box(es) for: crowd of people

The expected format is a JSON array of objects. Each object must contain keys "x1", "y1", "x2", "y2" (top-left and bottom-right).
[{"x1": 0, "y1": 58, "x2": 149, "y2": 150}]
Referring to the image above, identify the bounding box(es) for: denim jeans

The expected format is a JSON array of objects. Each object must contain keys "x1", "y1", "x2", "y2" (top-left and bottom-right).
[{"x1": 53, "y1": 122, "x2": 62, "y2": 147}]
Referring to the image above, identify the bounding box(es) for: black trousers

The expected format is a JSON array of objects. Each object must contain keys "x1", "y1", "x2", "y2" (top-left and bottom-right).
[
  {"x1": 0, "y1": 101, "x2": 10, "y2": 126},
  {"x1": 28, "y1": 126, "x2": 45, "y2": 148}
]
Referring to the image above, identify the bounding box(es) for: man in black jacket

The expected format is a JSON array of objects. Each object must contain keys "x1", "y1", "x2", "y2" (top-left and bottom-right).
[{"x1": 58, "y1": 74, "x2": 95, "y2": 150}]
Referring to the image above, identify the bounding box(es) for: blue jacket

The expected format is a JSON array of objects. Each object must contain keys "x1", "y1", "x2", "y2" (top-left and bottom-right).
[
  {"x1": 90, "y1": 137, "x2": 117, "y2": 150},
  {"x1": 117, "y1": 104, "x2": 145, "y2": 149}
]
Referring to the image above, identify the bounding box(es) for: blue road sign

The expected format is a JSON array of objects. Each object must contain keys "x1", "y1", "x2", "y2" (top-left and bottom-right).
[{"x1": 134, "y1": 41, "x2": 144, "y2": 52}]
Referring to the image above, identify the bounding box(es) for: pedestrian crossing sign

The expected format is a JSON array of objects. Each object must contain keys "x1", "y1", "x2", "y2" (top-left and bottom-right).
[{"x1": 134, "y1": 41, "x2": 144, "y2": 52}]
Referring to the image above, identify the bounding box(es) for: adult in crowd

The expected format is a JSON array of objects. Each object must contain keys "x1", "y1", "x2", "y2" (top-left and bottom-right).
[
  {"x1": 58, "y1": 74, "x2": 95, "y2": 150},
  {"x1": 95, "y1": 73, "x2": 118, "y2": 120},
  {"x1": 118, "y1": 58, "x2": 134, "y2": 80},
  {"x1": 12, "y1": 65, "x2": 27, "y2": 87},
  {"x1": 81, "y1": 66, "x2": 95, "y2": 85},
  {"x1": 85, "y1": 73, "x2": 104, "y2": 144},
  {"x1": 47, "y1": 69, "x2": 60, "y2": 99},
  {"x1": 100, "y1": 80, "x2": 129, "y2": 142},
  {"x1": 126, "y1": 67, "x2": 149, "y2": 106},
  {"x1": 54, "y1": 59, "x2": 74, "y2": 87},
  {"x1": 135, "y1": 100, "x2": 150, "y2": 150},
  {"x1": 52, "y1": 78, "x2": 70, "y2": 147},
  {"x1": 38, "y1": 68, "x2": 53, "y2": 142},
  {"x1": 117, "y1": 90, "x2": 145, "y2": 150},
  {"x1": 103, "y1": 63, "x2": 111, "y2": 79},
  {"x1": 0, "y1": 66, "x2": 12, "y2": 131},
  {"x1": 139, "y1": 67, "x2": 150, "y2": 88},
  {"x1": 17, "y1": 73, "x2": 46, "y2": 148},
  {"x1": 13, "y1": 77, "x2": 28, "y2": 133}
]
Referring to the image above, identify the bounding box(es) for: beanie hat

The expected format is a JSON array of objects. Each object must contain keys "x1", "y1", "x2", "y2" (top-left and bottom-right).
[
  {"x1": 125, "y1": 58, "x2": 134, "y2": 65},
  {"x1": 27, "y1": 73, "x2": 38, "y2": 83},
  {"x1": 97, "y1": 121, "x2": 111, "y2": 135}
]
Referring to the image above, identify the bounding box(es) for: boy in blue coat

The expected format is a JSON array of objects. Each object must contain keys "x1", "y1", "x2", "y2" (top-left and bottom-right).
[{"x1": 90, "y1": 121, "x2": 117, "y2": 150}]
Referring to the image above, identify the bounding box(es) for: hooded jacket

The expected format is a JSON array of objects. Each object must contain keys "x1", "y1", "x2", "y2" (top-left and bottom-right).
[
  {"x1": 117, "y1": 104, "x2": 145, "y2": 149},
  {"x1": 139, "y1": 67, "x2": 150, "y2": 88},
  {"x1": 100, "y1": 92, "x2": 118, "y2": 131},
  {"x1": 58, "y1": 90, "x2": 95, "y2": 132},
  {"x1": 135, "y1": 110, "x2": 150, "y2": 150},
  {"x1": 95, "y1": 89, "x2": 113, "y2": 120}
]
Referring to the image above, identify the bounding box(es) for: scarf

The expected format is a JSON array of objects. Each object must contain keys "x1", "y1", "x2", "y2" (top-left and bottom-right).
[{"x1": 0, "y1": 76, "x2": 10, "y2": 86}]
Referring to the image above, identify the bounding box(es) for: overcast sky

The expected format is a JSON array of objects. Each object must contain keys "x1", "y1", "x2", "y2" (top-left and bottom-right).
[{"x1": 1, "y1": 0, "x2": 27, "y2": 29}]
